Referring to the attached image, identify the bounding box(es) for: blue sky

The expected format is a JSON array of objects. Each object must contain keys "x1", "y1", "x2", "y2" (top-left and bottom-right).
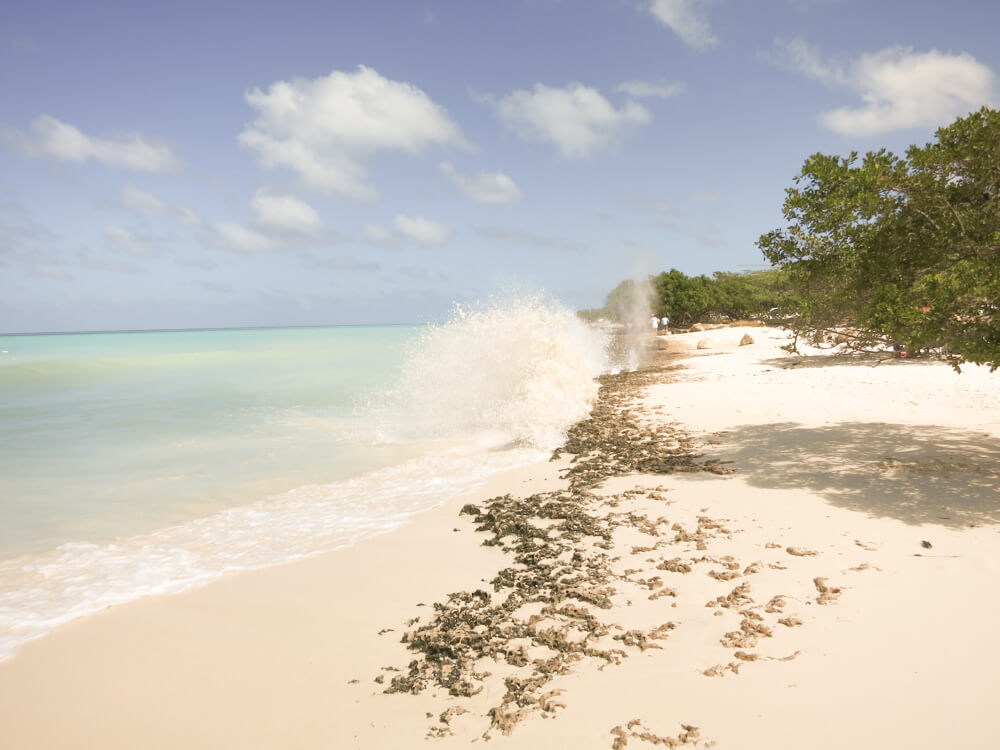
[{"x1": 2, "y1": 0, "x2": 997, "y2": 332}]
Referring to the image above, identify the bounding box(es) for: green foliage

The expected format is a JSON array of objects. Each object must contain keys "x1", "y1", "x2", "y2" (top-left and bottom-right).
[
  {"x1": 758, "y1": 107, "x2": 1000, "y2": 369},
  {"x1": 650, "y1": 268, "x2": 786, "y2": 327},
  {"x1": 590, "y1": 269, "x2": 786, "y2": 327}
]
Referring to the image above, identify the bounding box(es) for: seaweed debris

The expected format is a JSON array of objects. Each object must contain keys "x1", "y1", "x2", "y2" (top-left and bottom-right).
[
  {"x1": 384, "y1": 358, "x2": 729, "y2": 737},
  {"x1": 609, "y1": 719, "x2": 711, "y2": 748},
  {"x1": 553, "y1": 366, "x2": 734, "y2": 489}
]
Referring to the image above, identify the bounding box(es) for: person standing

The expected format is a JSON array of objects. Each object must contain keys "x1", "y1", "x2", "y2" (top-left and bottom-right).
[
  {"x1": 660, "y1": 315, "x2": 669, "y2": 334},
  {"x1": 649, "y1": 315, "x2": 659, "y2": 334}
]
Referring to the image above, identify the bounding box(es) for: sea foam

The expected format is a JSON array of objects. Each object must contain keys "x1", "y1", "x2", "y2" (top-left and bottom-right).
[{"x1": 385, "y1": 294, "x2": 608, "y2": 450}]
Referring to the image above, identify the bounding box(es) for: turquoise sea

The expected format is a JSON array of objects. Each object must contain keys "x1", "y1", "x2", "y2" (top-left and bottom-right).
[{"x1": 0, "y1": 299, "x2": 610, "y2": 659}]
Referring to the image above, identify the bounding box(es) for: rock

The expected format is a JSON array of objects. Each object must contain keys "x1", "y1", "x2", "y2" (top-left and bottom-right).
[
  {"x1": 739, "y1": 334, "x2": 754, "y2": 346},
  {"x1": 690, "y1": 323, "x2": 707, "y2": 331},
  {"x1": 697, "y1": 339, "x2": 711, "y2": 350}
]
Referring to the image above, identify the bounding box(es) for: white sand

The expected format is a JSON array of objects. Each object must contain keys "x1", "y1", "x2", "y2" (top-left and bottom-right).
[{"x1": 1, "y1": 327, "x2": 998, "y2": 749}]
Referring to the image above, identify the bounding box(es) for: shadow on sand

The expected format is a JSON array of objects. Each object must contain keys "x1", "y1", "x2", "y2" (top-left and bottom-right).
[
  {"x1": 713, "y1": 421, "x2": 1000, "y2": 528},
  {"x1": 759, "y1": 353, "x2": 944, "y2": 370}
]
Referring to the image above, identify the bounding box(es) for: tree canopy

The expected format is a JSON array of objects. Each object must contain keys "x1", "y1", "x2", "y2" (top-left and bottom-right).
[
  {"x1": 581, "y1": 269, "x2": 784, "y2": 327},
  {"x1": 758, "y1": 107, "x2": 1000, "y2": 369}
]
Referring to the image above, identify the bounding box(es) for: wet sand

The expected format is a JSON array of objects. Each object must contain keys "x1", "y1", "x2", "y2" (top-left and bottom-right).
[{"x1": 1, "y1": 326, "x2": 998, "y2": 749}]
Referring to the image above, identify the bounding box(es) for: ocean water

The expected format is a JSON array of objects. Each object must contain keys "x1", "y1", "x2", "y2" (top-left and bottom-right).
[{"x1": 0, "y1": 298, "x2": 610, "y2": 660}]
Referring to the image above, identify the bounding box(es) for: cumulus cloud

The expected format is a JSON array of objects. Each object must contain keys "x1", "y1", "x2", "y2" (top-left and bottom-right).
[
  {"x1": 774, "y1": 40, "x2": 998, "y2": 135},
  {"x1": 239, "y1": 65, "x2": 470, "y2": 200},
  {"x1": 648, "y1": 0, "x2": 718, "y2": 51},
  {"x1": 772, "y1": 38, "x2": 848, "y2": 86},
  {"x1": 104, "y1": 225, "x2": 161, "y2": 257},
  {"x1": 439, "y1": 161, "x2": 523, "y2": 204},
  {"x1": 214, "y1": 222, "x2": 274, "y2": 253},
  {"x1": 119, "y1": 186, "x2": 202, "y2": 226},
  {"x1": 6, "y1": 115, "x2": 180, "y2": 172},
  {"x1": 251, "y1": 191, "x2": 322, "y2": 235},
  {"x1": 615, "y1": 79, "x2": 686, "y2": 99},
  {"x1": 486, "y1": 83, "x2": 651, "y2": 158},
  {"x1": 394, "y1": 215, "x2": 452, "y2": 246}
]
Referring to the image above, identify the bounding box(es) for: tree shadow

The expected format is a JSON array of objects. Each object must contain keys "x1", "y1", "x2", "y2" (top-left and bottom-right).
[
  {"x1": 759, "y1": 353, "x2": 943, "y2": 370},
  {"x1": 712, "y1": 422, "x2": 1000, "y2": 528}
]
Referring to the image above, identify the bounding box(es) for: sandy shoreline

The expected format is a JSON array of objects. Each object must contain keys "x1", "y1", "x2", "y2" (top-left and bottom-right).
[{"x1": 2, "y1": 326, "x2": 998, "y2": 749}]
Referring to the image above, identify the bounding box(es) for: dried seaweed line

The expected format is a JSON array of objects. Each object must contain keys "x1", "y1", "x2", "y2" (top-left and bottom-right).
[{"x1": 384, "y1": 357, "x2": 728, "y2": 737}]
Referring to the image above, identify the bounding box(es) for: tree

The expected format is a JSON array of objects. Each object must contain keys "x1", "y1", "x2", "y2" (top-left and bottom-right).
[
  {"x1": 602, "y1": 278, "x2": 653, "y2": 324},
  {"x1": 758, "y1": 107, "x2": 1000, "y2": 369},
  {"x1": 651, "y1": 268, "x2": 785, "y2": 326}
]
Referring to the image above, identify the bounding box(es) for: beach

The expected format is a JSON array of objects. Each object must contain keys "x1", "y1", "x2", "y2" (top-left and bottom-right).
[{"x1": 1, "y1": 325, "x2": 998, "y2": 748}]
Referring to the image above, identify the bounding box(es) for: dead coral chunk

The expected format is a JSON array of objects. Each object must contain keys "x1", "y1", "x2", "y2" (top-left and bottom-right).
[
  {"x1": 786, "y1": 546, "x2": 819, "y2": 557},
  {"x1": 649, "y1": 587, "x2": 678, "y2": 600},
  {"x1": 764, "y1": 595, "x2": 786, "y2": 613},
  {"x1": 708, "y1": 569, "x2": 741, "y2": 582},
  {"x1": 614, "y1": 630, "x2": 663, "y2": 652},
  {"x1": 848, "y1": 563, "x2": 882, "y2": 572},
  {"x1": 721, "y1": 612, "x2": 772, "y2": 649},
  {"x1": 778, "y1": 616, "x2": 804, "y2": 627},
  {"x1": 813, "y1": 577, "x2": 842, "y2": 605},
  {"x1": 705, "y1": 582, "x2": 753, "y2": 610},
  {"x1": 610, "y1": 720, "x2": 708, "y2": 748},
  {"x1": 774, "y1": 650, "x2": 801, "y2": 662},
  {"x1": 657, "y1": 558, "x2": 693, "y2": 574}
]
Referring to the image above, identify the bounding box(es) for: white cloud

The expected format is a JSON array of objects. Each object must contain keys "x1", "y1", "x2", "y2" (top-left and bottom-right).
[
  {"x1": 615, "y1": 79, "x2": 686, "y2": 99},
  {"x1": 251, "y1": 191, "x2": 322, "y2": 235},
  {"x1": 775, "y1": 40, "x2": 998, "y2": 135},
  {"x1": 648, "y1": 0, "x2": 718, "y2": 51},
  {"x1": 239, "y1": 65, "x2": 470, "y2": 200},
  {"x1": 439, "y1": 161, "x2": 523, "y2": 204},
  {"x1": 771, "y1": 38, "x2": 848, "y2": 86},
  {"x1": 7, "y1": 115, "x2": 179, "y2": 172},
  {"x1": 104, "y1": 225, "x2": 160, "y2": 257},
  {"x1": 394, "y1": 215, "x2": 452, "y2": 247},
  {"x1": 488, "y1": 83, "x2": 651, "y2": 159},
  {"x1": 119, "y1": 186, "x2": 202, "y2": 226},
  {"x1": 214, "y1": 222, "x2": 274, "y2": 253}
]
